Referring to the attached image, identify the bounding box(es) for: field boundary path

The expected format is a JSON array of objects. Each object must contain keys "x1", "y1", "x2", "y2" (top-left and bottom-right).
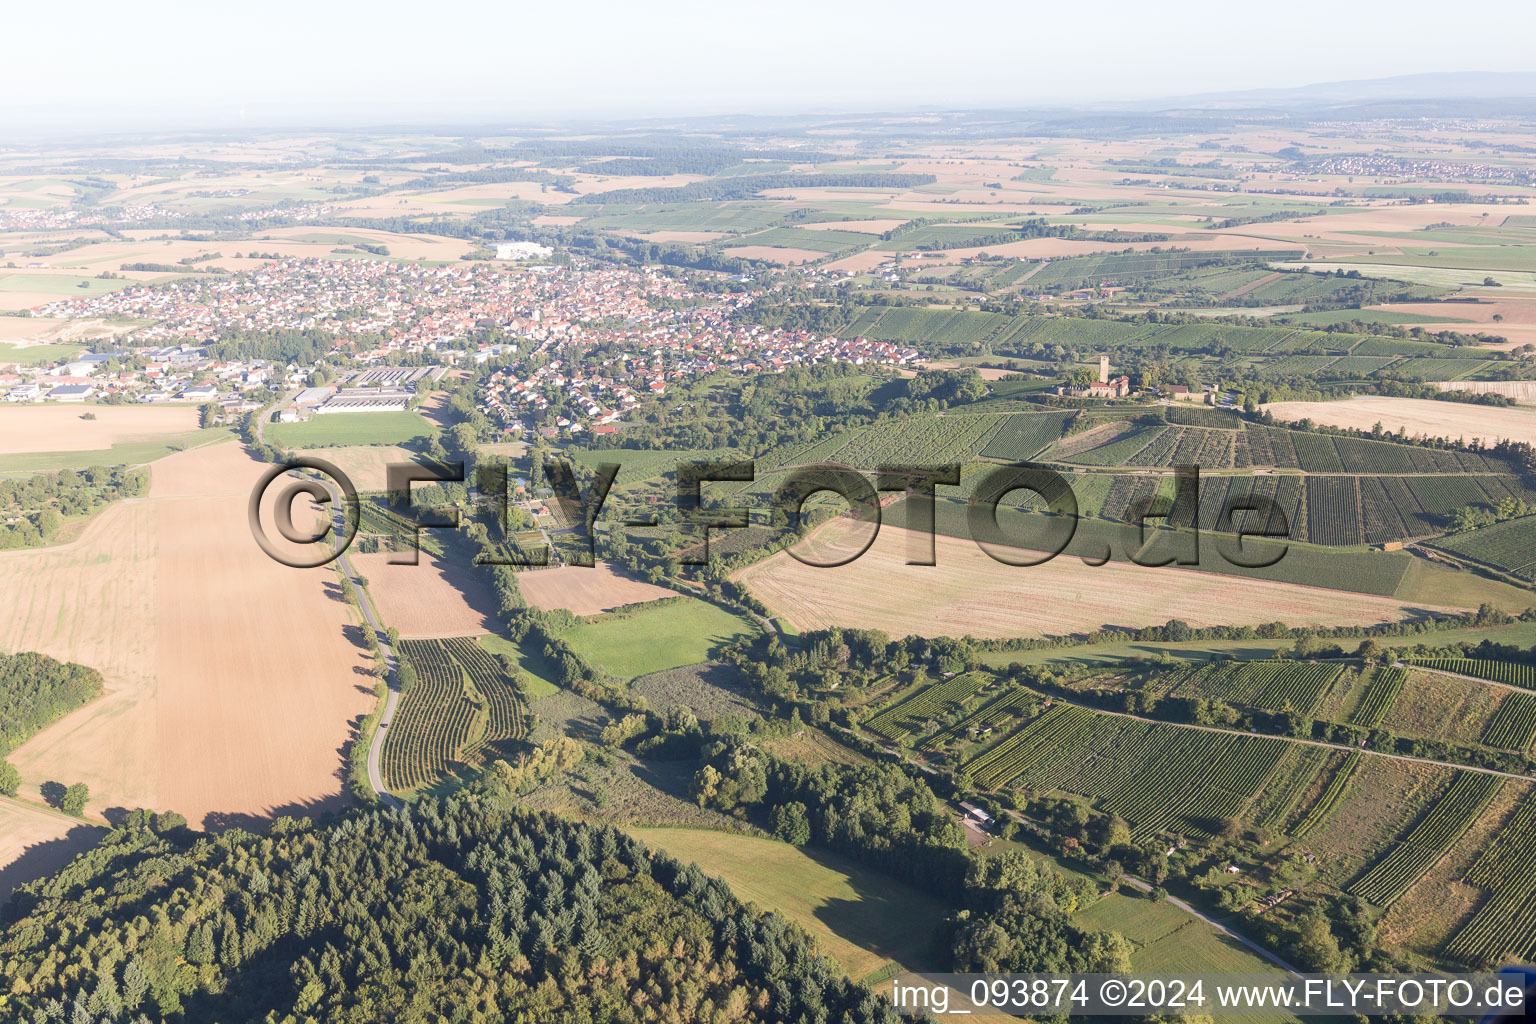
[
  {"x1": 322, "y1": 480, "x2": 403, "y2": 809},
  {"x1": 1117, "y1": 873, "x2": 1302, "y2": 975}
]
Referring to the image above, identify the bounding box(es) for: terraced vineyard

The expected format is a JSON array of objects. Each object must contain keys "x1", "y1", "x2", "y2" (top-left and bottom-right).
[
  {"x1": 863, "y1": 671, "x2": 990, "y2": 742},
  {"x1": 1292, "y1": 752, "x2": 1360, "y2": 837},
  {"x1": 1410, "y1": 658, "x2": 1536, "y2": 688},
  {"x1": 1347, "y1": 666, "x2": 1407, "y2": 728},
  {"x1": 1444, "y1": 791, "x2": 1536, "y2": 964},
  {"x1": 1156, "y1": 660, "x2": 1342, "y2": 715},
  {"x1": 1483, "y1": 692, "x2": 1536, "y2": 750},
  {"x1": 381, "y1": 637, "x2": 529, "y2": 791},
  {"x1": 962, "y1": 705, "x2": 1287, "y2": 838},
  {"x1": 1349, "y1": 772, "x2": 1501, "y2": 906}
]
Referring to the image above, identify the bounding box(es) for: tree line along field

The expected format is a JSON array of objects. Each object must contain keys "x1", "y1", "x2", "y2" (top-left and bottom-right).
[
  {"x1": 840, "y1": 307, "x2": 1497, "y2": 366},
  {"x1": 380, "y1": 637, "x2": 528, "y2": 791}
]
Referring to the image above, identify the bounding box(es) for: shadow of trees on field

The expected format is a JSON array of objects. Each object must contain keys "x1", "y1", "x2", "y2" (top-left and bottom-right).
[{"x1": 0, "y1": 824, "x2": 105, "y2": 908}]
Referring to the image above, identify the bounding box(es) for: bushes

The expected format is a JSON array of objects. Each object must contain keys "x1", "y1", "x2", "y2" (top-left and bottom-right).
[{"x1": 0, "y1": 651, "x2": 103, "y2": 755}]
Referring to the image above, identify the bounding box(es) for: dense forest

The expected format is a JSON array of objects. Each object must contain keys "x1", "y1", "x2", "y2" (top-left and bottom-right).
[
  {"x1": 0, "y1": 798, "x2": 906, "y2": 1024},
  {"x1": 0, "y1": 650, "x2": 103, "y2": 755}
]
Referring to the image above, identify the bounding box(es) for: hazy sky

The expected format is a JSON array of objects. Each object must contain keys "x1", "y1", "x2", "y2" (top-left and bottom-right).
[{"x1": 4, "y1": 0, "x2": 1534, "y2": 131}]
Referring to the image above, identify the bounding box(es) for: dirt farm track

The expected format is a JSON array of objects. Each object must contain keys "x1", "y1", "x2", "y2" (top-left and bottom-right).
[{"x1": 0, "y1": 441, "x2": 375, "y2": 842}]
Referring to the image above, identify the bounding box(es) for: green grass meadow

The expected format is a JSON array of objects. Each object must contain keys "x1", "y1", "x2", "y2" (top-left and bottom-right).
[
  {"x1": 266, "y1": 411, "x2": 435, "y2": 447},
  {"x1": 562, "y1": 598, "x2": 756, "y2": 678},
  {"x1": 628, "y1": 827, "x2": 948, "y2": 980}
]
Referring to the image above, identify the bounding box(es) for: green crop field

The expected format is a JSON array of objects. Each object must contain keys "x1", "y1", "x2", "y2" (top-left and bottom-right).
[
  {"x1": 0, "y1": 274, "x2": 144, "y2": 297},
  {"x1": 477, "y1": 631, "x2": 562, "y2": 698},
  {"x1": 0, "y1": 342, "x2": 84, "y2": 365},
  {"x1": 561, "y1": 597, "x2": 756, "y2": 678},
  {"x1": 731, "y1": 227, "x2": 872, "y2": 253},
  {"x1": 628, "y1": 827, "x2": 950, "y2": 980},
  {"x1": 266, "y1": 411, "x2": 435, "y2": 447}
]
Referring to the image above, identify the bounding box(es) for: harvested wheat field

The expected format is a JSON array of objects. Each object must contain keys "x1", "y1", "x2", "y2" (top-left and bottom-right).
[
  {"x1": 517, "y1": 561, "x2": 676, "y2": 616},
  {"x1": 634, "y1": 230, "x2": 728, "y2": 243},
  {"x1": 721, "y1": 245, "x2": 825, "y2": 264},
  {"x1": 799, "y1": 219, "x2": 908, "y2": 234},
  {"x1": 0, "y1": 441, "x2": 376, "y2": 833},
  {"x1": 0, "y1": 799, "x2": 105, "y2": 895},
  {"x1": 290, "y1": 444, "x2": 427, "y2": 491},
  {"x1": 1263, "y1": 396, "x2": 1536, "y2": 448},
  {"x1": 0, "y1": 403, "x2": 200, "y2": 454},
  {"x1": 734, "y1": 520, "x2": 1460, "y2": 640},
  {"x1": 824, "y1": 251, "x2": 894, "y2": 273},
  {"x1": 351, "y1": 552, "x2": 498, "y2": 637}
]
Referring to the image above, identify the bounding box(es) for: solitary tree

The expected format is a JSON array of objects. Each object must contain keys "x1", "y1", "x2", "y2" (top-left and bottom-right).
[
  {"x1": 61, "y1": 782, "x2": 90, "y2": 817},
  {"x1": 0, "y1": 760, "x2": 19, "y2": 797}
]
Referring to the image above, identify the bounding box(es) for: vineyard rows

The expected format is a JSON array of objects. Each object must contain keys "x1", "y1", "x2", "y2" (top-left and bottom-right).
[
  {"x1": 443, "y1": 636, "x2": 527, "y2": 761},
  {"x1": 863, "y1": 672, "x2": 990, "y2": 741},
  {"x1": 1251, "y1": 747, "x2": 1329, "y2": 831},
  {"x1": 381, "y1": 638, "x2": 528, "y2": 791},
  {"x1": 1444, "y1": 791, "x2": 1536, "y2": 964},
  {"x1": 1305, "y1": 477, "x2": 1363, "y2": 546},
  {"x1": 979, "y1": 411, "x2": 1074, "y2": 461},
  {"x1": 825, "y1": 414, "x2": 1005, "y2": 469},
  {"x1": 1431, "y1": 515, "x2": 1536, "y2": 581},
  {"x1": 1291, "y1": 753, "x2": 1360, "y2": 838},
  {"x1": 962, "y1": 705, "x2": 1287, "y2": 839},
  {"x1": 1347, "y1": 667, "x2": 1407, "y2": 728},
  {"x1": 1482, "y1": 692, "x2": 1536, "y2": 750},
  {"x1": 1118, "y1": 427, "x2": 1236, "y2": 469},
  {"x1": 927, "y1": 686, "x2": 1039, "y2": 746},
  {"x1": 1410, "y1": 658, "x2": 1536, "y2": 688},
  {"x1": 1158, "y1": 660, "x2": 1342, "y2": 715},
  {"x1": 1349, "y1": 772, "x2": 1501, "y2": 906}
]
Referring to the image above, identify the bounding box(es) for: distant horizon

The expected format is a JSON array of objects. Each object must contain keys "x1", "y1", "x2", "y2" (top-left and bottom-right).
[{"x1": 4, "y1": 0, "x2": 1535, "y2": 136}]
